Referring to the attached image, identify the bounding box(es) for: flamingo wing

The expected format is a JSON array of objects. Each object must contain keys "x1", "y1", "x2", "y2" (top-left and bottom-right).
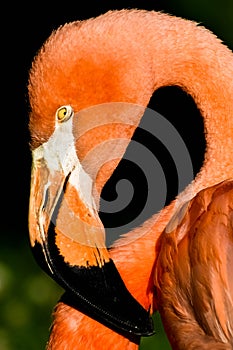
[{"x1": 155, "y1": 179, "x2": 233, "y2": 349}]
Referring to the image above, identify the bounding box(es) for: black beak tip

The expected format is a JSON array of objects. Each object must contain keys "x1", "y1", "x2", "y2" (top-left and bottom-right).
[
  {"x1": 31, "y1": 235, "x2": 155, "y2": 339},
  {"x1": 131, "y1": 317, "x2": 154, "y2": 337}
]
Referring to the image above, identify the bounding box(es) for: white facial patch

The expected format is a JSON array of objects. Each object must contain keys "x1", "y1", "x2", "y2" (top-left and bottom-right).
[{"x1": 32, "y1": 112, "x2": 96, "y2": 212}]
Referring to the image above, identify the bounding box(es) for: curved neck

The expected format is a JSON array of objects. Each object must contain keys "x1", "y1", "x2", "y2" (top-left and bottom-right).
[{"x1": 145, "y1": 14, "x2": 233, "y2": 199}]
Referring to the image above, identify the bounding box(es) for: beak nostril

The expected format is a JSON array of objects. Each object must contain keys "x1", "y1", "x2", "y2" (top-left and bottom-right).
[
  {"x1": 42, "y1": 187, "x2": 49, "y2": 211},
  {"x1": 63, "y1": 172, "x2": 71, "y2": 192}
]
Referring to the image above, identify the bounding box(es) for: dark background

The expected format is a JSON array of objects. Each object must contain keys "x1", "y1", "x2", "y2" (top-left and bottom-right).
[{"x1": 1, "y1": 1, "x2": 233, "y2": 349}]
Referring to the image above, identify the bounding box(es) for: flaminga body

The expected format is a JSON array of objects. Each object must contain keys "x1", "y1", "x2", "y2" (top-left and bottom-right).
[{"x1": 28, "y1": 9, "x2": 233, "y2": 349}]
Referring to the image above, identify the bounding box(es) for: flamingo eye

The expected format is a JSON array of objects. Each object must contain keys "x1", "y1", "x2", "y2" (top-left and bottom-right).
[{"x1": 56, "y1": 105, "x2": 74, "y2": 122}]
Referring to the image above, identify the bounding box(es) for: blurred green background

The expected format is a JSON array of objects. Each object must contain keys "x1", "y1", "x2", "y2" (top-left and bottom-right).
[{"x1": 2, "y1": 1, "x2": 233, "y2": 349}]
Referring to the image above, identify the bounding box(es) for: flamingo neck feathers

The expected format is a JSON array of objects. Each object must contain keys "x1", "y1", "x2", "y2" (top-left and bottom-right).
[
  {"x1": 117, "y1": 10, "x2": 233, "y2": 199},
  {"x1": 145, "y1": 13, "x2": 233, "y2": 200}
]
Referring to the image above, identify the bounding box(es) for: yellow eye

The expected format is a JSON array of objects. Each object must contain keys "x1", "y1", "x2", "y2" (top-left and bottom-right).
[{"x1": 56, "y1": 105, "x2": 74, "y2": 122}]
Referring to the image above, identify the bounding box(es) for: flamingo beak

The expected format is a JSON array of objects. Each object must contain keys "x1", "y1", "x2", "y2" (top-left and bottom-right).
[{"x1": 28, "y1": 105, "x2": 154, "y2": 337}]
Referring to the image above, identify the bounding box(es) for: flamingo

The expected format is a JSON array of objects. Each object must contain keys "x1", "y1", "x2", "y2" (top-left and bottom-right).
[{"x1": 27, "y1": 9, "x2": 233, "y2": 349}]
